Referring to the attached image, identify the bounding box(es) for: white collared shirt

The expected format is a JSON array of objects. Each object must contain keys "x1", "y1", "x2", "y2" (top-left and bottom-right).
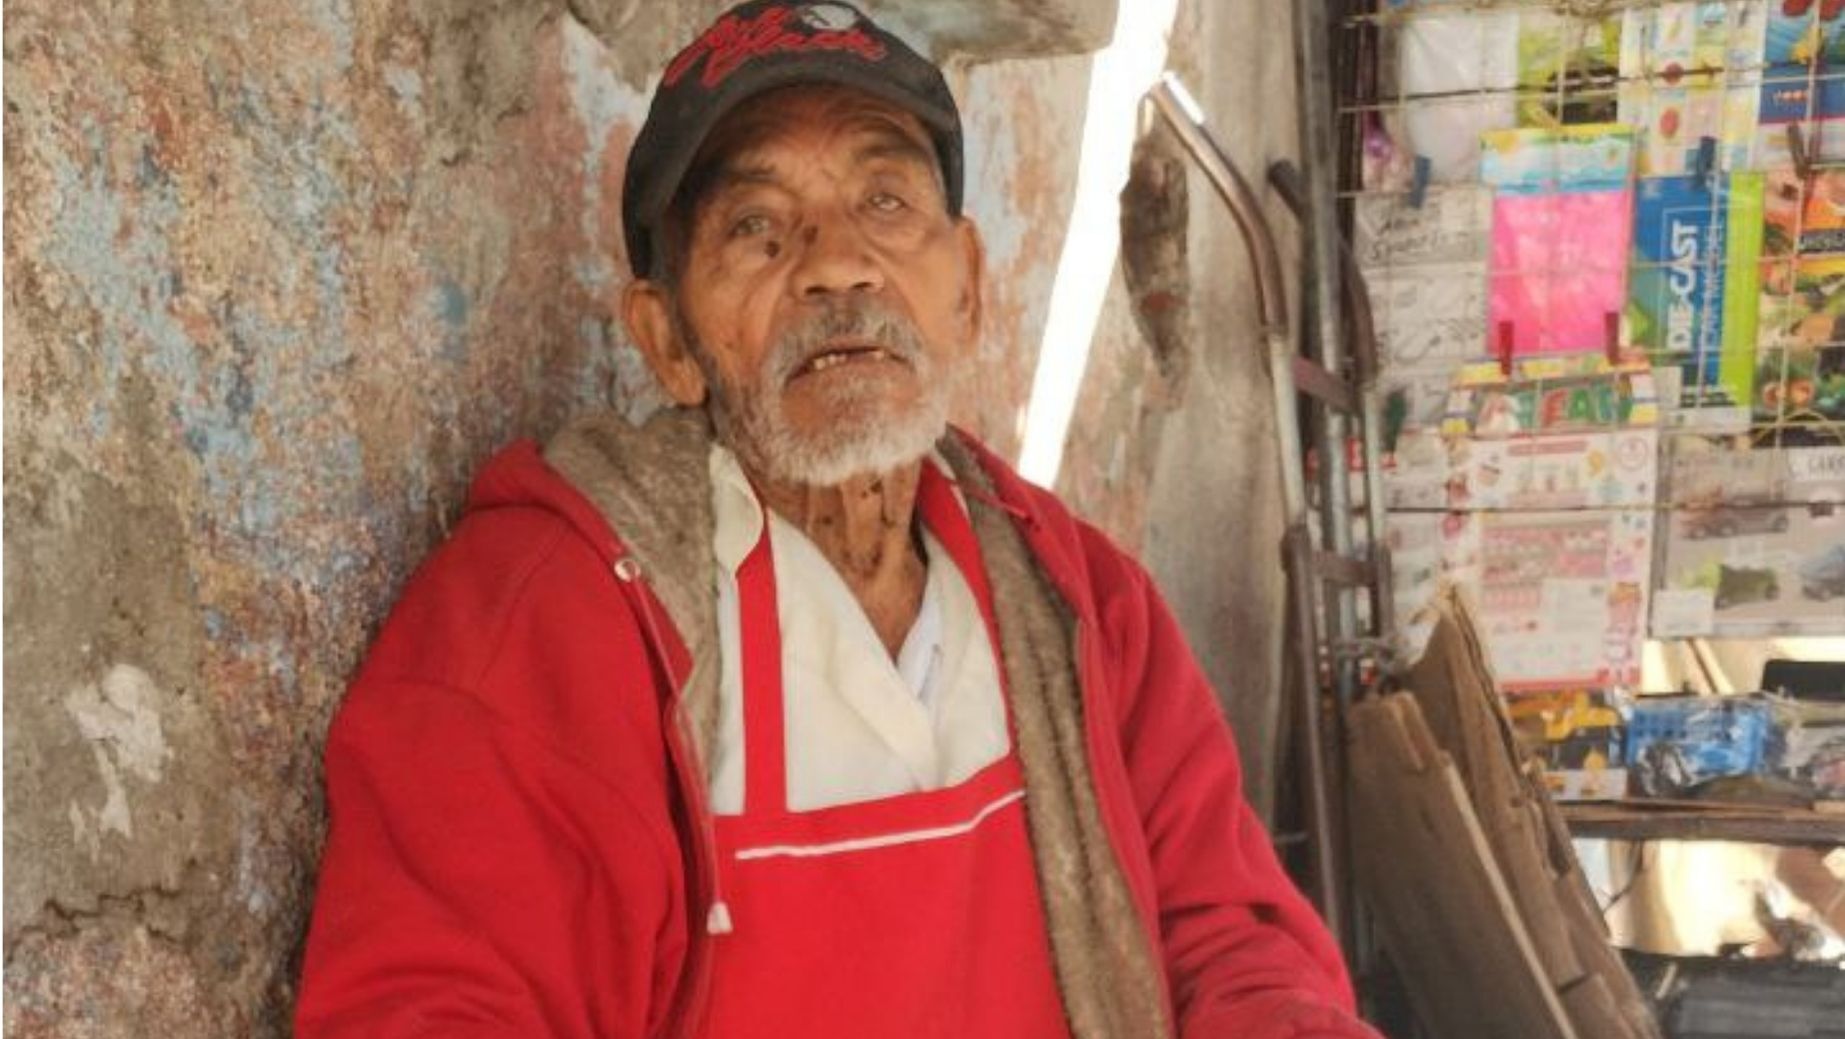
[{"x1": 706, "y1": 445, "x2": 1011, "y2": 814}]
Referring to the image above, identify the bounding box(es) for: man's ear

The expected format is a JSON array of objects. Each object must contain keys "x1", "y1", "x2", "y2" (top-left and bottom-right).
[
  {"x1": 953, "y1": 217, "x2": 986, "y2": 348},
  {"x1": 622, "y1": 279, "x2": 708, "y2": 406}
]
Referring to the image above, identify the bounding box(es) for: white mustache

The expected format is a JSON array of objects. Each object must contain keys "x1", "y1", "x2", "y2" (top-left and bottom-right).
[{"x1": 766, "y1": 302, "x2": 927, "y2": 385}]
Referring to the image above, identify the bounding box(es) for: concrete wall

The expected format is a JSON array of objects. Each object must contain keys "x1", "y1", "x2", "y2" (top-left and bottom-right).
[
  {"x1": 1056, "y1": 0, "x2": 1305, "y2": 815},
  {"x1": 5, "y1": 4, "x2": 674, "y2": 1031},
  {"x1": 3, "y1": 0, "x2": 1297, "y2": 1031},
  {"x1": 1149, "y1": 0, "x2": 1305, "y2": 816}
]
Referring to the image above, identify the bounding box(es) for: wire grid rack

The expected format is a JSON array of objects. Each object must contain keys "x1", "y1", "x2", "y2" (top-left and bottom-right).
[{"x1": 1332, "y1": 0, "x2": 1845, "y2": 645}]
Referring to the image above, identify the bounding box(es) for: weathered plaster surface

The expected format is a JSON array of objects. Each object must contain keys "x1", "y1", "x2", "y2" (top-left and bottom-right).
[
  {"x1": 4, "y1": 0, "x2": 1291, "y2": 1030},
  {"x1": 4, "y1": 1, "x2": 677, "y2": 1030},
  {"x1": 951, "y1": 54, "x2": 1090, "y2": 460},
  {"x1": 1059, "y1": 128, "x2": 1192, "y2": 549},
  {"x1": 1039, "y1": 0, "x2": 1302, "y2": 816},
  {"x1": 1130, "y1": 0, "x2": 1303, "y2": 816},
  {"x1": 868, "y1": 0, "x2": 1117, "y2": 61}
]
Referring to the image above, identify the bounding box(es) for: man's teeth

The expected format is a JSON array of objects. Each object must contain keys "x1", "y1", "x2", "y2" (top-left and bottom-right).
[{"x1": 807, "y1": 348, "x2": 889, "y2": 372}]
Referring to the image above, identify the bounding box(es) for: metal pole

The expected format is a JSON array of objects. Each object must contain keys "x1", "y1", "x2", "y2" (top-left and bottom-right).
[
  {"x1": 1291, "y1": 0, "x2": 1360, "y2": 709},
  {"x1": 1268, "y1": 158, "x2": 1396, "y2": 654},
  {"x1": 1270, "y1": 157, "x2": 1389, "y2": 1002},
  {"x1": 1148, "y1": 76, "x2": 1342, "y2": 941},
  {"x1": 1147, "y1": 77, "x2": 1288, "y2": 334},
  {"x1": 1288, "y1": 0, "x2": 1362, "y2": 970},
  {"x1": 1351, "y1": 288, "x2": 1395, "y2": 646}
]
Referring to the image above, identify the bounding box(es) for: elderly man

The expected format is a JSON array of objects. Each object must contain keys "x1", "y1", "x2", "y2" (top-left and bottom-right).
[{"x1": 296, "y1": 3, "x2": 1376, "y2": 1037}]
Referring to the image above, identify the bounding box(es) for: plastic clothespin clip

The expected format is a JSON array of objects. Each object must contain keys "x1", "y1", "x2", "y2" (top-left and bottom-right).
[
  {"x1": 1407, "y1": 154, "x2": 1432, "y2": 209},
  {"x1": 1497, "y1": 321, "x2": 1515, "y2": 378},
  {"x1": 1694, "y1": 136, "x2": 1717, "y2": 188},
  {"x1": 1788, "y1": 123, "x2": 1813, "y2": 181},
  {"x1": 1604, "y1": 311, "x2": 1622, "y2": 366},
  {"x1": 1384, "y1": 388, "x2": 1408, "y2": 455}
]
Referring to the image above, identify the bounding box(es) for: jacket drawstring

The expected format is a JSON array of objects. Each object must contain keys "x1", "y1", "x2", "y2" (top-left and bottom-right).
[{"x1": 949, "y1": 477, "x2": 1040, "y2": 530}]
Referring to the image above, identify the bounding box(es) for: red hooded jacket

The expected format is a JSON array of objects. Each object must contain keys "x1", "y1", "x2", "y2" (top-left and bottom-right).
[{"x1": 295, "y1": 415, "x2": 1373, "y2": 1039}]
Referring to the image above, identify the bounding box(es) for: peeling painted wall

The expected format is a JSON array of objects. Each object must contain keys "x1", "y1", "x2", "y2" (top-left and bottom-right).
[
  {"x1": 1050, "y1": 0, "x2": 1306, "y2": 816},
  {"x1": 4, "y1": 2, "x2": 681, "y2": 1030},
  {"x1": 951, "y1": 53, "x2": 1090, "y2": 460},
  {"x1": 3, "y1": 0, "x2": 1295, "y2": 1032}
]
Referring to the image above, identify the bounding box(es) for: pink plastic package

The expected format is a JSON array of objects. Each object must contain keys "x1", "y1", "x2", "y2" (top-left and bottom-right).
[
  {"x1": 1490, "y1": 190, "x2": 1633, "y2": 355},
  {"x1": 1482, "y1": 125, "x2": 1635, "y2": 357}
]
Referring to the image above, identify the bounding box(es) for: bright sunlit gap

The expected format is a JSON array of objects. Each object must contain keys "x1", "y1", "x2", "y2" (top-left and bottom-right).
[
  {"x1": 1016, "y1": 2, "x2": 1182, "y2": 488},
  {"x1": 1641, "y1": 637, "x2": 1845, "y2": 694}
]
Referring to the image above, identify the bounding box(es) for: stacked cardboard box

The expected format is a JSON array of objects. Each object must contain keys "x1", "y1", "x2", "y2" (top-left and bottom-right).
[{"x1": 1349, "y1": 587, "x2": 1661, "y2": 1038}]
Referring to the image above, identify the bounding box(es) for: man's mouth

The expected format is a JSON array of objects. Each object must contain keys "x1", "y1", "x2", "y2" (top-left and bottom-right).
[{"x1": 792, "y1": 344, "x2": 902, "y2": 378}]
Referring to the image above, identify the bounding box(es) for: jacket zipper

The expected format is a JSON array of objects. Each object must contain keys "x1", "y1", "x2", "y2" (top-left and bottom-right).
[{"x1": 612, "y1": 553, "x2": 726, "y2": 1038}]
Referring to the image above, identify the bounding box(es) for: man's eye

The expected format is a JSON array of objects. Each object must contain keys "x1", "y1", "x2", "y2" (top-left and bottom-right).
[
  {"x1": 868, "y1": 192, "x2": 907, "y2": 213},
  {"x1": 729, "y1": 214, "x2": 773, "y2": 238}
]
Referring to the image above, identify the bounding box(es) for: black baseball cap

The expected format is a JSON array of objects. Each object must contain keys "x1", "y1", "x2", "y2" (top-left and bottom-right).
[{"x1": 622, "y1": 1, "x2": 965, "y2": 278}]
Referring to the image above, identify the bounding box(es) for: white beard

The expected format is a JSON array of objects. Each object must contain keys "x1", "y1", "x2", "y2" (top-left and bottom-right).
[
  {"x1": 725, "y1": 370, "x2": 954, "y2": 486},
  {"x1": 690, "y1": 301, "x2": 962, "y2": 486}
]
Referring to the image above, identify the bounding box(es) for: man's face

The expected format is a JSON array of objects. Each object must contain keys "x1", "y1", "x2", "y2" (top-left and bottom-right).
[{"x1": 633, "y1": 84, "x2": 983, "y2": 485}]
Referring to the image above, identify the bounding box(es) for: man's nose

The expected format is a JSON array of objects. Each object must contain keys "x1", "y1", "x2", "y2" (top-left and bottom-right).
[{"x1": 788, "y1": 215, "x2": 883, "y2": 299}]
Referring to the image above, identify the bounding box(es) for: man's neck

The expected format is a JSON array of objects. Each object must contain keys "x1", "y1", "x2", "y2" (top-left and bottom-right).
[{"x1": 752, "y1": 461, "x2": 927, "y2": 659}]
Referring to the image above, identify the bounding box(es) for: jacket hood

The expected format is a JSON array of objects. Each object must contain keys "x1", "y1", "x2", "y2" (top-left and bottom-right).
[{"x1": 541, "y1": 408, "x2": 720, "y2": 665}]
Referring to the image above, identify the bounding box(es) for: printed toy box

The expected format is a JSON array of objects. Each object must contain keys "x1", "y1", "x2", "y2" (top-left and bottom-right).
[
  {"x1": 1770, "y1": 696, "x2": 1845, "y2": 801},
  {"x1": 1506, "y1": 689, "x2": 1631, "y2": 801},
  {"x1": 1626, "y1": 694, "x2": 1774, "y2": 797}
]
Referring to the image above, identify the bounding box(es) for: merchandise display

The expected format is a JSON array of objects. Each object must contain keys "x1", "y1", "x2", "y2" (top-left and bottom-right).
[
  {"x1": 1627, "y1": 694, "x2": 1773, "y2": 797},
  {"x1": 1757, "y1": 0, "x2": 1845, "y2": 166},
  {"x1": 1506, "y1": 689, "x2": 1631, "y2": 801},
  {"x1": 1618, "y1": 2, "x2": 1766, "y2": 176},
  {"x1": 1509, "y1": 686, "x2": 1845, "y2": 802},
  {"x1": 1757, "y1": 166, "x2": 1845, "y2": 425},
  {"x1": 1358, "y1": 6, "x2": 1840, "y2": 1023},
  {"x1": 1482, "y1": 125, "x2": 1636, "y2": 356},
  {"x1": 1387, "y1": 507, "x2": 1652, "y2": 692},
  {"x1": 1515, "y1": 11, "x2": 1623, "y2": 128},
  {"x1": 1655, "y1": 442, "x2": 1845, "y2": 635},
  {"x1": 1397, "y1": 12, "x2": 1518, "y2": 183},
  {"x1": 1365, "y1": 0, "x2": 1843, "y2": 703},
  {"x1": 1771, "y1": 696, "x2": 1845, "y2": 799},
  {"x1": 1628, "y1": 173, "x2": 1763, "y2": 420}
]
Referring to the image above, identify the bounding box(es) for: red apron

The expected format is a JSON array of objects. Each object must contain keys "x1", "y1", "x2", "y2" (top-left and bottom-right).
[{"x1": 696, "y1": 464, "x2": 1072, "y2": 1038}]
